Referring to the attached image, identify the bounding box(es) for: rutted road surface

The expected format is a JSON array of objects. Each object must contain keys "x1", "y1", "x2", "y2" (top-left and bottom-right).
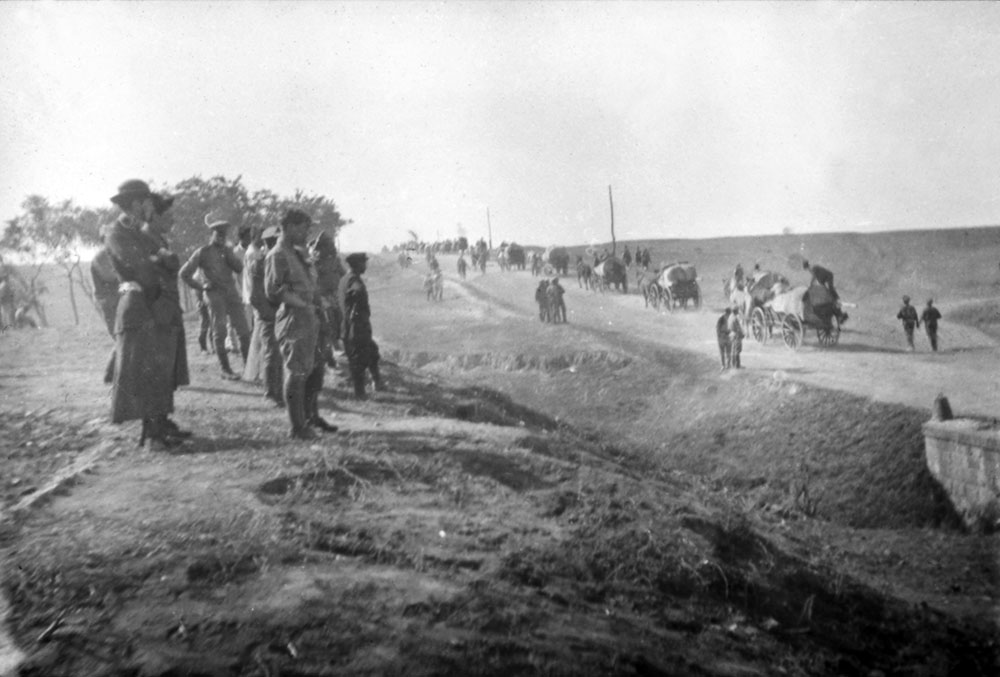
[{"x1": 422, "y1": 257, "x2": 1000, "y2": 418}]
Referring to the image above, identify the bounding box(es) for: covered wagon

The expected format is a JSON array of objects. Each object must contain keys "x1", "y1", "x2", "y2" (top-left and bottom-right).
[{"x1": 656, "y1": 262, "x2": 700, "y2": 310}]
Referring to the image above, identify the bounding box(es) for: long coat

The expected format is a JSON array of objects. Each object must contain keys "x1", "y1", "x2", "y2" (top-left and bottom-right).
[
  {"x1": 338, "y1": 270, "x2": 379, "y2": 369},
  {"x1": 105, "y1": 216, "x2": 177, "y2": 423}
]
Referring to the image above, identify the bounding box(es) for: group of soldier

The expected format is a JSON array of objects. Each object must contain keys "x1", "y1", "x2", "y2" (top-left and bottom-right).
[{"x1": 92, "y1": 179, "x2": 381, "y2": 449}]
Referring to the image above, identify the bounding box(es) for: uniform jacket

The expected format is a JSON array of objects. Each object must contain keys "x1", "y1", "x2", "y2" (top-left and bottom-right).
[
  {"x1": 180, "y1": 241, "x2": 243, "y2": 294},
  {"x1": 264, "y1": 242, "x2": 318, "y2": 343},
  {"x1": 338, "y1": 271, "x2": 373, "y2": 343},
  {"x1": 897, "y1": 305, "x2": 919, "y2": 326},
  {"x1": 921, "y1": 306, "x2": 941, "y2": 330}
]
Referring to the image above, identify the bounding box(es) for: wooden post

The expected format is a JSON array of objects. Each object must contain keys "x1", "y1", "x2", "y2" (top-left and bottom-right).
[
  {"x1": 487, "y1": 207, "x2": 493, "y2": 250},
  {"x1": 608, "y1": 185, "x2": 616, "y2": 257}
]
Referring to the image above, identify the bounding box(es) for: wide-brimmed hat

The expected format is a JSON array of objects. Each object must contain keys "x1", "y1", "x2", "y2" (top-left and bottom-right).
[
  {"x1": 345, "y1": 252, "x2": 368, "y2": 267},
  {"x1": 110, "y1": 179, "x2": 153, "y2": 207},
  {"x1": 261, "y1": 226, "x2": 280, "y2": 241}
]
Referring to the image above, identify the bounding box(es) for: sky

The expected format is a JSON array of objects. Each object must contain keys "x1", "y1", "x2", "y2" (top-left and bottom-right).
[{"x1": 1, "y1": 1, "x2": 999, "y2": 252}]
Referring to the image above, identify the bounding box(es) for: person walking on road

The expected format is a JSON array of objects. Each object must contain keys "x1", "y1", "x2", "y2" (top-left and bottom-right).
[
  {"x1": 716, "y1": 308, "x2": 732, "y2": 371},
  {"x1": 921, "y1": 299, "x2": 942, "y2": 352},
  {"x1": 727, "y1": 304, "x2": 745, "y2": 369},
  {"x1": 339, "y1": 252, "x2": 383, "y2": 399},
  {"x1": 265, "y1": 209, "x2": 337, "y2": 439},
  {"x1": 180, "y1": 218, "x2": 251, "y2": 379},
  {"x1": 896, "y1": 295, "x2": 919, "y2": 351}
]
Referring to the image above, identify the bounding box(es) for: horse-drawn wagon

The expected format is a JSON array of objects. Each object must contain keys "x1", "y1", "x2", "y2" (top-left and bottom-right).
[
  {"x1": 751, "y1": 281, "x2": 846, "y2": 350},
  {"x1": 656, "y1": 262, "x2": 700, "y2": 310}
]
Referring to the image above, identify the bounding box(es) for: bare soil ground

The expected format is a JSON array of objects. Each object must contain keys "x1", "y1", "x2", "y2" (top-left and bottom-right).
[{"x1": 1, "y1": 237, "x2": 998, "y2": 676}]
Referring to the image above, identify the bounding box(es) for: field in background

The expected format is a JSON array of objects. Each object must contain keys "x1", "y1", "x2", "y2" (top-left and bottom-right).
[{"x1": 1, "y1": 226, "x2": 998, "y2": 675}]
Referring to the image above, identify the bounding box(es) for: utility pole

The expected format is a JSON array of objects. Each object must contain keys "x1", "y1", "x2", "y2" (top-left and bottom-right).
[
  {"x1": 608, "y1": 185, "x2": 616, "y2": 256},
  {"x1": 486, "y1": 207, "x2": 493, "y2": 250}
]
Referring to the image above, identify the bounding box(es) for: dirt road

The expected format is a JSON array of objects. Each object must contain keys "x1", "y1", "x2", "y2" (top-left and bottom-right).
[{"x1": 422, "y1": 256, "x2": 1000, "y2": 418}]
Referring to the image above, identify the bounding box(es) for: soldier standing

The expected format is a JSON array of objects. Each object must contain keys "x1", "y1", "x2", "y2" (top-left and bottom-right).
[
  {"x1": 265, "y1": 209, "x2": 337, "y2": 439},
  {"x1": 921, "y1": 299, "x2": 942, "y2": 352},
  {"x1": 310, "y1": 230, "x2": 345, "y2": 367},
  {"x1": 180, "y1": 218, "x2": 251, "y2": 379},
  {"x1": 105, "y1": 179, "x2": 189, "y2": 450},
  {"x1": 716, "y1": 308, "x2": 732, "y2": 370},
  {"x1": 727, "y1": 304, "x2": 745, "y2": 368},
  {"x1": 896, "y1": 295, "x2": 919, "y2": 351},
  {"x1": 249, "y1": 226, "x2": 283, "y2": 405},
  {"x1": 339, "y1": 252, "x2": 383, "y2": 399},
  {"x1": 622, "y1": 245, "x2": 632, "y2": 268}
]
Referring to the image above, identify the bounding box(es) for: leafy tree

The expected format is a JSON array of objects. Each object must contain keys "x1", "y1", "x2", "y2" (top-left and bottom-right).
[{"x1": 0, "y1": 196, "x2": 112, "y2": 325}]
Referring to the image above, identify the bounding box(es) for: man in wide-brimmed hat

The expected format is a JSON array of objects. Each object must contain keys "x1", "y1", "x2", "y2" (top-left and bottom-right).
[
  {"x1": 339, "y1": 252, "x2": 383, "y2": 399},
  {"x1": 179, "y1": 216, "x2": 251, "y2": 379},
  {"x1": 104, "y1": 179, "x2": 190, "y2": 450},
  {"x1": 265, "y1": 209, "x2": 338, "y2": 439}
]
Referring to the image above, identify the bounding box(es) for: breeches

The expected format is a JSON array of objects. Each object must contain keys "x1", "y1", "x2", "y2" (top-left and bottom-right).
[{"x1": 206, "y1": 290, "x2": 249, "y2": 342}]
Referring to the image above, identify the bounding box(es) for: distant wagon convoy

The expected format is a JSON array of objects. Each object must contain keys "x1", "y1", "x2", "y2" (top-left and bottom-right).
[{"x1": 656, "y1": 262, "x2": 699, "y2": 310}]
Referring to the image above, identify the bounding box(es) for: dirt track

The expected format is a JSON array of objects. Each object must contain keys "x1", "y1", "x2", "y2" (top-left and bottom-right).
[{"x1": 424, "y1": 255, "x2": 1000, "y2": 418}]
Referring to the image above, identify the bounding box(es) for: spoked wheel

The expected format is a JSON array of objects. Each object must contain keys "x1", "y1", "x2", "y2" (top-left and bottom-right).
[
  {"x1": 649, "y1": 285, "x2": 660, "y2": 310},
  {"x1": 661, "y1": 288, "x2": 673, "y2": 312},
  {"x1": 751, "y1": 307, "x2": 768, "y2": 344},
  {"x1": 817, "y1": 314, "x2": 840, "y2": 347},
  {"x1": 781, "y1": 314, "x2": 803, "y2": 350}
]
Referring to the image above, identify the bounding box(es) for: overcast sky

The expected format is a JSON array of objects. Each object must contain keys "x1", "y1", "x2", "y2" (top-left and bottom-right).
[{"x1": 2, "y1": 1, "x2": 999, "y2": 251}]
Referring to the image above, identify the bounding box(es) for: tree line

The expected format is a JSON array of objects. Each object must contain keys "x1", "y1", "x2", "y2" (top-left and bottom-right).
[{"x1": 0, "y1": 175, "x2": 350, "y2": 327}]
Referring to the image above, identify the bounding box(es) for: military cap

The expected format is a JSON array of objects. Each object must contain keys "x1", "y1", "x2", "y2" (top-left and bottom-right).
[
  {"x1": 902, "y1": 295, "x2": 910, "y2": 303},
  {"x1": 110, "y1": 179, "x2": 153, "y2": 207},
  {"x1": 345, "y1": 252, "x2": 368, "y2": 267},
  {"x1": 261, "y1": 226, "x2": 280, "y2": 241},
  {"x1": 280, "y1": 209, "x2": 312, "y2": 228}
]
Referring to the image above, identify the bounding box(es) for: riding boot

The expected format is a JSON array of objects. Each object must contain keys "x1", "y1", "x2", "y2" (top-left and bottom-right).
[
  {"x1": 370, "y1": 362, "x2": 384, "y2": 392},
  {"x1": 144, "y1": 417, "x2": 180, "y2": 451},
  {"x1": 216, "y1": 338, "x2": 239, "y2": 380},
  {"x1": 104, "y1": 350, "x2": 116, "y2": 385},
  {"x1": 350, "y1": 366, "x2": 368, "y2": 400},
  {"x1": 285, "y1": 374, "x2": 316, "y2": 439},
  {"x1": 240, "y1": 337, "x2": 250, "y2": 365},
  {"x1": 139, "y1": 418, "x2": 149, "y2": 448},
  {"x1": 305, "y1": 367, "x2": 337, "y2": 432}
]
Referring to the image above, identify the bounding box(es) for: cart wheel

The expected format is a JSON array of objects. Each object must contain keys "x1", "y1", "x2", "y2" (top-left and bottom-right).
[
  {"x1": 751, "y1": 307, "x2": 768, "y2": 344},
  {"x1": 817, "y1": 314, "x2": 840, "y2": 347},
  {"x1": 661, "y1": 288, "x2": 673, "y2": 312},
  {"x1": 782, "y1": 314, "x2": 803, "y2": 350},
  {"x1": 649, "y1": 284, "x2": 660, "y2": 310}
]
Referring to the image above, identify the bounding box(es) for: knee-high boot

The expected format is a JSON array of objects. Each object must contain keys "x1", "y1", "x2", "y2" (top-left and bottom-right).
[
  {"x1": 350, "y1": 365, "x2": 368, "y2": 400},
  {"x1": 284, "y1": 374, "x2": 314, "y2": 439},
  {"x1": 216, "y1": 338, "x2": 238, "y2": 379},
  {"x1": 305, "y1": 367, "x2": 337, "y2": 432},
  {"x1": 370, "y1": 361, "x2": 384, "y2": 392}
]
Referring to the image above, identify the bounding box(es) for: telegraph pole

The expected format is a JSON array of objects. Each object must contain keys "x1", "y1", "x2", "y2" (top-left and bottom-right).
[
  {"x1": 608, "y1": 185, "x2": 616, "y2": 256},
  {"x1": 486, "y1": 207, "x2": 493, "y2": 250}
]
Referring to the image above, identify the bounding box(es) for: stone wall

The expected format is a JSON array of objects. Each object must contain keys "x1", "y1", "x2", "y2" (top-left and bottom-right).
[{"x1": 923, "y1": 418, "x2": 1000, "y2": 531}]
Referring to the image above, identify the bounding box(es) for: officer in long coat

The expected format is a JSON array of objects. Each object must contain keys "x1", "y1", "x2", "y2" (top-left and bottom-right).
[
  {"x1": 265, "y1": 209, "x2": 337, "y2": 439},
  {"x1": 339, "y1": 252, "x2": 383, "y2": 399},
  {"x1": 105, "y1": 179, "x2": 190, "y2": 450},
  {"x1": 180, "y1": 219, "x2": 250, "y2": 379},
  {"x1": 921, "y1": 299, "x2": 942, "y2": 352}
]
